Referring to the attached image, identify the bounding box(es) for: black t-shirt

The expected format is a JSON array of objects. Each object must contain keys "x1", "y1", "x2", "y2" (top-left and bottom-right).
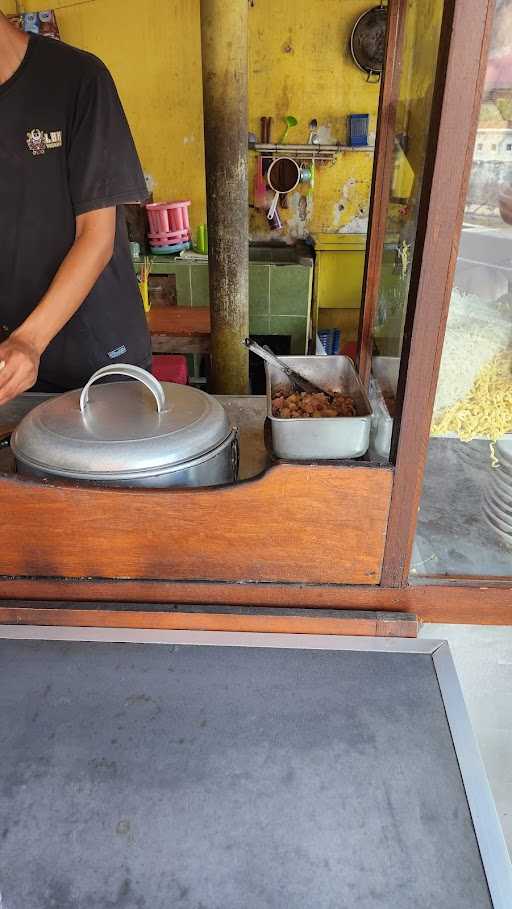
[{"x1": 0, "y1": 34, "x2": 151, "y2": 388}]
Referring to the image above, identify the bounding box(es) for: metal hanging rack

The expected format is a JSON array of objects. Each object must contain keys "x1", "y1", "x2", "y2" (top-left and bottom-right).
[{"x1": 252, "y1": 143, "x2": 374, "y2": 162}]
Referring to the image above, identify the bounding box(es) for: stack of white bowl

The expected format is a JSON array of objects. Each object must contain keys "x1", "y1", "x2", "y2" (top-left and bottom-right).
[{"x1": 482, "y1": 438, "x2": 512, "y2": 545}]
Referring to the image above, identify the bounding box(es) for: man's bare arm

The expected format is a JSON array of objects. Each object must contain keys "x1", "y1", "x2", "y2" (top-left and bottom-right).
[{"x1": 0, "y1": 206, "x2": 116, "y2": 404}]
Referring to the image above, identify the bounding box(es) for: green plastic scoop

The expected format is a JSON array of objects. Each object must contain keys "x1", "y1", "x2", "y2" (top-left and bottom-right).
[{"x1": 279, "y1": 115, "x2": 298, "y2": 144}]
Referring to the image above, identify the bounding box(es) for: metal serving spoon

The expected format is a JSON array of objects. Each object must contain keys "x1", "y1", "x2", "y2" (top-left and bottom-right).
[{"x1": 244, "y1": 338, "x2": 334, "y2": 397}]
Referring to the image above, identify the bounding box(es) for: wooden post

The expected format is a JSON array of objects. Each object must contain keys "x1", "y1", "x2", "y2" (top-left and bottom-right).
[{"x1": 200, "y1": 0, "x2": 249, "y2": 394}]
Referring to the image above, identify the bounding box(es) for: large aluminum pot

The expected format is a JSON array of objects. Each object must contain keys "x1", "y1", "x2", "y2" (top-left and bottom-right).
[{"x1": 11, "y1": 365, "x2": 239, "y2": 488}]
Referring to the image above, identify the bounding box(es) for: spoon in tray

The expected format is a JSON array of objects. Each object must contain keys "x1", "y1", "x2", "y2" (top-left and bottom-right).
[{"x1": 244, "y1": 338, "x2": 336, "y2": 398}]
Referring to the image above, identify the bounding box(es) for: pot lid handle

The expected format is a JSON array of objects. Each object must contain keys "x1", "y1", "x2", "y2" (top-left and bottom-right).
[{"x1": 80, "y1": 364, "x2": 166, "y2": 414}]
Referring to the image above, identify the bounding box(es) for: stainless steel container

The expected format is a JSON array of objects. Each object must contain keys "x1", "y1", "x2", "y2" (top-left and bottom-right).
[
  {"x1": 265, "y1": 355, "x2": 372, "y2": 460},
  {"x1": 12, "y1": 365, "x2": 238, "y2": 488}
]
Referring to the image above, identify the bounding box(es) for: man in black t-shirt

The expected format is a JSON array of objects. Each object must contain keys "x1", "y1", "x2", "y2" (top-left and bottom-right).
[{"x1": 0, "y1": 12, "x2": 151, "y2": 403}]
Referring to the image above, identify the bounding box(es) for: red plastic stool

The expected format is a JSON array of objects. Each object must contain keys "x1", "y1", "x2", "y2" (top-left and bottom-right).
[{"x1": 151, "y1": 355, "x2": 189, "y2": 385}]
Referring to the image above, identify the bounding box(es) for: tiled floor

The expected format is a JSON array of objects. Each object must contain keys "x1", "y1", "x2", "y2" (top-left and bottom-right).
[{"x1": 422, "y1": 622, "x2": 512, "y2": 855}]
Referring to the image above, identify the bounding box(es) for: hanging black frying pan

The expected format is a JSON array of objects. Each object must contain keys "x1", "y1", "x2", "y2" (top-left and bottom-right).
[{"x1": 350, "y1": 4, "x2": 387, "y2": 83}]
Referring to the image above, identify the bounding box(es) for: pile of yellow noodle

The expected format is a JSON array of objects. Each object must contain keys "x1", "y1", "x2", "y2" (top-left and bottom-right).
[{"x1": 432, "y1": 352, "x2": 512, "y2": 462}]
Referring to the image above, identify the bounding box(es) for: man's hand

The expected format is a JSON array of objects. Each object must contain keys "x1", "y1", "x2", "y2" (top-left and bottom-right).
[{"x1": 0, "y1": 332, "x2": 40, "y2": 405}]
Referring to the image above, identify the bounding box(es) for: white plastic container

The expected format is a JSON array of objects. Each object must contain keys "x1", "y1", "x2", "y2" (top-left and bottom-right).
[{"x1": 369, "y1": 356, "x2": 399, "y2": 460}]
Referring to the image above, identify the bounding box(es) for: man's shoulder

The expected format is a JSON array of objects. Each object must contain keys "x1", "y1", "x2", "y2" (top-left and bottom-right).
[{"x1": 34, "y1": 35, "x2": 110, "y2": 82}]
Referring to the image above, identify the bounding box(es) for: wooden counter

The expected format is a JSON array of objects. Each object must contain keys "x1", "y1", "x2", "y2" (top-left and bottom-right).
[{"x1": 0, "y1": 393, "x2": 393, "y2": 592}]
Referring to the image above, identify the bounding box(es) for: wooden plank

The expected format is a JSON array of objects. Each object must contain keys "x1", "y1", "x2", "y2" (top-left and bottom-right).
[
  {"x1": 357, "y1": 0, "x2": 408, "y2": 385},
  {"x1": 381, "y1": 0, "x2": 496, "y2": 585},
  {"x1": 149, "y1": 305, "x2": 211, "y2": 353},
  {"x1": 0, "y1": 578, "x2": 405, "y2": 607},
  {"x1": 148, "y1": 305, "x2": 211, "y2": 337},
  {"x1": 408, "y1": 585, "x2": 512, "y2": 625},
  {"x1": 0, "y1": 605, "x2": 418, "y2": 638},
  {"x1": 1, "y1": 581, "x2": 510, "y2": 625},
  {"x1": 151, "y1": 334, "x2": 210, "y2": 355},
  {"x1": 414, "y1": 576, "x2": 512, "y2": 587},
  {"x1": 0, "y1": 463, "x2": 392, "y2": 585}
]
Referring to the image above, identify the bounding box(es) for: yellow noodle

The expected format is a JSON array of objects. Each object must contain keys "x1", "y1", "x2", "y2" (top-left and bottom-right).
[{"x1": 431, "y1": 352, "x2": 512, "y2": 448}]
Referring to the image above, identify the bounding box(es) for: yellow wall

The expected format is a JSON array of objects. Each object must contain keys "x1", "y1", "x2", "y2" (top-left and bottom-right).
[
  {"x1": 5, "y1": 0, "x2": 207, "y2": 223},
  {"x1": 397, "y1": 0, "x2": 444, "y2": 179},
  {"x1": 6, "y1": 0, "x2": 381, "y2": 238},
  {"x1": 248, "y1": 0, "x2": 380, "y2": 239}
]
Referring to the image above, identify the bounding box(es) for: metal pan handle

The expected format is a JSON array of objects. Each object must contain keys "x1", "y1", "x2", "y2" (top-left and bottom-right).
[
  {"x1": 231, "y1": 427, "x2": 240, "y2": 481},
  {"x1": 79, "y1": 365, "x2": 166, "y2": 414}
]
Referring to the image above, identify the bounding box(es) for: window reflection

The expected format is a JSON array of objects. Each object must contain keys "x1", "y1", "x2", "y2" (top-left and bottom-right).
[{"x1": 413, "y1": 0, "x2": 512, "y2": 578}]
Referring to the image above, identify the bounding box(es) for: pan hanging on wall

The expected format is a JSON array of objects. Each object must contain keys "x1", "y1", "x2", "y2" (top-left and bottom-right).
[{"x1": 349, "y1": 4, "x2": 387, "y2": 83}]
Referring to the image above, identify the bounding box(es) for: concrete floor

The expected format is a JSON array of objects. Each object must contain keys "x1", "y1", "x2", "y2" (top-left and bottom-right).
[
  {"x1": 413, "y1": 439, "x2": 512, "y2": 576},
  {"x1": 422, "y1": 623, "x2": 512, "y2": 856}
]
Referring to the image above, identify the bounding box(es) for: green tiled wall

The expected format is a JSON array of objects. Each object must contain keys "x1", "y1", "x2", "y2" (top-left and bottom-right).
[
  {"x1": 247, "y1": 263, "x2": 312, "y2": 353},
  {"x1": 138, "y1": 258, "x2": 312, "y2": 352}
]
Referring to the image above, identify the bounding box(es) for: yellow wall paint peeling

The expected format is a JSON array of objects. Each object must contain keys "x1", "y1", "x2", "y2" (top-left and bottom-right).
[
  {"x1": 248, "y1": 0, "x2": 379, "y2": 238},
  {"x1": 6, "y1": 0, "x2": 382, "y2": 238}
]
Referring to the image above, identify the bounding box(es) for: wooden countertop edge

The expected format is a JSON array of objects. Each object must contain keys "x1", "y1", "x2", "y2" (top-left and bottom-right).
[{"x1": 0, "y1": 604, "x2": 418, "y2": 638}]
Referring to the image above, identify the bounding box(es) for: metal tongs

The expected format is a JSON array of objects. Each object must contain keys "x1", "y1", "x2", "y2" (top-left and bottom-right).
[{"x1": 244, "y1": 338, "x2": 334, "y2": 397}]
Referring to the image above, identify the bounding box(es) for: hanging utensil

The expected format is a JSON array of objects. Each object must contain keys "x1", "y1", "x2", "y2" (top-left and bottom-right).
[
  {"x1": 308, "y1": 118, "x2": 318, "y2": 144},
  {"x1": 253, "y1": 154, "x2": 267, "y2": 209},
  {"x1": 266, "y1": 157, "x2": 301, "y2": 221},
  {"x1": 300, "y1": 163, "x2": 313, "y2": 183},
  {"x1": 244, "y1": 339, "x2": 335, "y2": 397},
  {"x1": 349, "y1": 4, "x2": 387, "y2": 83},
  {"x1": 279, "y1": 115, "x2": 298, "y2": 143},
  {"x1": 261, "y1": 116, "x2": 273, "y2": 175}
]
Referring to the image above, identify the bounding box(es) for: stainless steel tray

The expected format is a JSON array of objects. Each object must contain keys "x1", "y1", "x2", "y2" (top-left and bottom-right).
[{"x1": 265, "y1": 355, "x2": 372, "y2": 460}]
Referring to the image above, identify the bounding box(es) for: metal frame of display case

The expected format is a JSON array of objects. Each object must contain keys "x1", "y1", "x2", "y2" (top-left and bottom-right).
[{"x1": 0, "y1": 0, "x2": 510, "y2": 625}]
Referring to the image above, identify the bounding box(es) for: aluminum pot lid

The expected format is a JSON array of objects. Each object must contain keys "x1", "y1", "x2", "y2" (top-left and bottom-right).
[{"x1": 12, "y1": 365, "x2": 231, "y2": 479}]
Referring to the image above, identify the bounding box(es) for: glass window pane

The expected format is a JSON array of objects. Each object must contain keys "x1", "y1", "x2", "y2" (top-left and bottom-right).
[
  {"x1": 412, "y1": 0, "x2": 512, "y2": 579},
  {"x1": 368, "y1": 0, "x2": 444, "y2": 462}
]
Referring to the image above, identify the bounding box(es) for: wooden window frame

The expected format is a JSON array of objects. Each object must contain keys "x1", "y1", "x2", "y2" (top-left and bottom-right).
[{"x1": 367, "y1": 0, "x2": 499, "y2": 587}]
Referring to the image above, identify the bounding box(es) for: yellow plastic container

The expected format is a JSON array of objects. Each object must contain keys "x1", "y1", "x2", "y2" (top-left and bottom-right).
[
  {"x1": 314, "y1": 234, "x2": 367, "y2": 310},
  {"x1": 317, "y1": 308, "x2": 360, "y2": 343},
  {"x1": 391, "y1": 147, "x2": 415, "y2": 201}
]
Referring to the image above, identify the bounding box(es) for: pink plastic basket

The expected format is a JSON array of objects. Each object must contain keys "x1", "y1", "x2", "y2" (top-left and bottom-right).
[
  {"x1": 148, "y1": 230, "x2": 190, "y2": 246},
  {"x1": 146, "y1": 201, "x2": 191, "y2": 238}
]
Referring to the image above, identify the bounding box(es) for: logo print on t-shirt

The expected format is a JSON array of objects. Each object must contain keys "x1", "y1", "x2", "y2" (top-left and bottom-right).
[{"x1": 26, "y1": 129, "x2": 63, "y2": 156}]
